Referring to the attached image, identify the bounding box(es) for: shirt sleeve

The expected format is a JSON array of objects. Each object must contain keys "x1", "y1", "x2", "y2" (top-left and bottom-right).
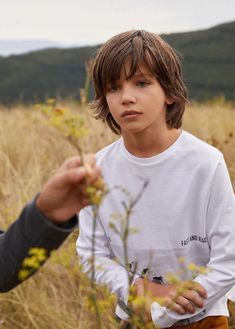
[
  {"x1": 227, "y1": 286, "x2": 235, "y2": 302},
  {"x1": 0, "y1": 196, "x2": 78, "y2": 292},
  {"x1": 76, "y1": 206, "x2": 132, "y2": 320},
  {"x1": 151, "y1": 156, "x2": 235, "y2": 328}
]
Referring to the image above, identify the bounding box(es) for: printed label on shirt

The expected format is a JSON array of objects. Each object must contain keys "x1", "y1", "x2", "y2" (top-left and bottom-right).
[{"x1": 181, "y1": 235, "x2": 207, "y2": 246}]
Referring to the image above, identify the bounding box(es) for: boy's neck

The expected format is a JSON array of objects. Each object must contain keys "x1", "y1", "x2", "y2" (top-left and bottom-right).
[{"x1": 122, "y1": 128, "x2": 182, "y2": 158}]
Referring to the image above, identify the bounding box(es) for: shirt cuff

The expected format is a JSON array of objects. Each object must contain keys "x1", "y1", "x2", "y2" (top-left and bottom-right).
[
  {"x1": 115, "y1": 273, "x2": 141, "y2": 320},
  {"x1": 151, "y1": 302, "x2": 174, "y2": 328}
]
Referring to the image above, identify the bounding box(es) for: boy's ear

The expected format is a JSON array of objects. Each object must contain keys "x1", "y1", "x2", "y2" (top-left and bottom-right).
[{"x1": 166, "y1": 96, "x2": 174, "y2": 105}]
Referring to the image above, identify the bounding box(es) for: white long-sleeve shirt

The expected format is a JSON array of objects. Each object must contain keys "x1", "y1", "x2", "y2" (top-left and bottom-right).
[
  {"x1": 76, "y1": 130, "x2": 235, "y2": 328},
  {"x1": 227, "y1": 286, "x2": 235, "y2": 302}
]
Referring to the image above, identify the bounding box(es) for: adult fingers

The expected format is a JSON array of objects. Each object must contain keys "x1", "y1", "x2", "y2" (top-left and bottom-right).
[
  {"x1": 55, "y1": 167, "x2": 88, "y2": 188},
  {"x1": 83, "y1": 154, "x2": 97, "y2": 176},
  {"x1": 62, "y1": 165, "x2": 101, "y2": 187},
  {"x1": 59, "y1": 154, "x2": 96, "y2": 172},
  {"x1": 59, "y1": 156, "x2": 82, "y2": 171},
  {"x1": 87, "y1": 166, "x2": 102, "y2": 183}
]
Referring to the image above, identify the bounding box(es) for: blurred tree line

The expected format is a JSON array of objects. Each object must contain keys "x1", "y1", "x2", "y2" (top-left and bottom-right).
[{"x1": 0, "y1": 21, "x2": 234, "y2": 105}]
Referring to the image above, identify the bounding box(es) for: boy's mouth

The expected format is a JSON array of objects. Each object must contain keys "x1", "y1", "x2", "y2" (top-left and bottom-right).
[{"x1": 121, "y1": 110, "x2": 142, "y2": 117}]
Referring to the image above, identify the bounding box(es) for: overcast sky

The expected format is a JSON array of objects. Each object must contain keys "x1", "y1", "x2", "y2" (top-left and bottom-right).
[{"x1": 1, "y1": 0, "x2": 235, "y2": 46}]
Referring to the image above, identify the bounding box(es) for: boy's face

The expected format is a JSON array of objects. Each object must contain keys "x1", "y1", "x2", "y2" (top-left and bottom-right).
[{"x1": 105, "y1": 59, "x2": 173, "y2": 136}]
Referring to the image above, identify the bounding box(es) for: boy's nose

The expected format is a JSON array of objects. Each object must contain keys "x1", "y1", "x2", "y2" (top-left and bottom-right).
[{"x1": 121, "y1": 86, "x2": 136, "y2": 105}]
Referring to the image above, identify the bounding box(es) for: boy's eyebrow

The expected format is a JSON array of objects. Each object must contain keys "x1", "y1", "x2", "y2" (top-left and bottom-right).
[
  {"x1": 132, "y1": 72, "x2": 153, "y2": 78},
  {"x1": 106, "y1": 72, "x2": 153, "y2": 87}
]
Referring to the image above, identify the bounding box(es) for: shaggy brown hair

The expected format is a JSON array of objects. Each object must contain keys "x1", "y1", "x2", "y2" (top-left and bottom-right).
[{"x1": 91, "y1": 30, "x2": 188, "y2": 134}]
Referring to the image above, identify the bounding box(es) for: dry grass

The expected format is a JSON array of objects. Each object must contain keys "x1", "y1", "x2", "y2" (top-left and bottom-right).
[
  {"x1": 0, "y1": 100, "x2": 235, "y2": 328},
  {"x1": 183, "y1": 99, "x2": 235, "y2": 186}
]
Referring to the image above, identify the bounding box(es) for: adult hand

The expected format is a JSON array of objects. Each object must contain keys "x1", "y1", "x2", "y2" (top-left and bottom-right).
[
  {"x1": 36, "y1": 154, "x2": 101, "y2": 223},
  {"x1": 134, "y1": 277, "x2": 207, "y2": 315}
]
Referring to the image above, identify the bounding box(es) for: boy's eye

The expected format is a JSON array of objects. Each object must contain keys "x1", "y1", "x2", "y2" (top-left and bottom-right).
[
  {"x1": 137, "y1": 81, "x2": 149, "y2": 87},
  {"x1": 107, "y1": 85, "x2": 119, "y2": 93}
]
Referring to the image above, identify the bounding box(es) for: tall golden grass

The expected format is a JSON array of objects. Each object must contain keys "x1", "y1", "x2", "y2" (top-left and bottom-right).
[{"x1": 0, "y1": 100, "x2": 235, "y2": 328}]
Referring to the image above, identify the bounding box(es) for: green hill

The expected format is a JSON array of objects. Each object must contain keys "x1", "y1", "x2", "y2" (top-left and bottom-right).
[
  {"x1": 162, "y1": 21, "x2": 235, "y2": 100},
  {"x1": 0, "y1": 21, "x2": 234, "y2": 105},
  {"x1": 0, "y1": 46, "x2": 99, "y2": 104}
]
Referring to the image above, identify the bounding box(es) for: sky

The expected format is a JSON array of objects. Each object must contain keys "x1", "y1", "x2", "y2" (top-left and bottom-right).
[{"x1": 1, "y1": 0, "x2": 235, "y2": 46}]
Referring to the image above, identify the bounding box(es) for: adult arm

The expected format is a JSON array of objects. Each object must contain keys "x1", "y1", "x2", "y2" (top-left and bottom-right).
[
  {"x1": 0, "y1": 198, "x2": 77, "y2": 292},
  {"x1": 0, "y1": 154, "x2": 100, "y2": 292}
]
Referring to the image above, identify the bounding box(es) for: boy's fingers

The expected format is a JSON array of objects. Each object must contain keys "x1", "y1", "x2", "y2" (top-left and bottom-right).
[
  {"x1": 164, "y1": 298, "x2": 186, "y2": 315},
  {"x1": 181, "y1": 290, "x2": 205, "y2": 308},
  {"x1": 175, "y1": 295, "x2": 195, "y2": 313},
  {"x1": 190, "y1": 282, "x2": 207, "y2": 298},
  {"x1": 197, "y1": 286, "x2": 207, "y2": 299},
  {"x1": 134, "y1": 278, "x2": 145, "y2": 296},
  {"x1": 172, "y1": 304, "x2": 186, "y2": 315},
  {"x1": 182, "y1": 281, "x2": 207, "y2": 298}
]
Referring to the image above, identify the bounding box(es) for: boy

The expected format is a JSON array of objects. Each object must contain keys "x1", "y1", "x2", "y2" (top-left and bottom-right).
[{"x1": 76, "y1": 30, "x2": 235, "y2": 328}]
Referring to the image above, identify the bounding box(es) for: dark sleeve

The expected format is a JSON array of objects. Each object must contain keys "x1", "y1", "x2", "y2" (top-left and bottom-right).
[{"x1": 0, "y1": 197, "x2": 78, "y2": 292}]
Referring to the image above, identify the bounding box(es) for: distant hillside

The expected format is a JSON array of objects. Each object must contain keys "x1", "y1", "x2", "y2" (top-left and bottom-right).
[
  {"x1": 162, "y1": 20, "x2": 235, "y2": 101},
  {"x1": 0, "y1": 21, "x2": 234, "y2": 105},
  {"x1": 0, "y1": 46, "x2": 99, "y2": 104},
  {"x1": 0, "y1": 40, "x2": 65, "y2": 57}
]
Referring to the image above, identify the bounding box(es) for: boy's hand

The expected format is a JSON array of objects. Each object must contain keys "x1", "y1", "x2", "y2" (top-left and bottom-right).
[
  {"x1": 36, "y1": 154, "x2": 101, "y2": 223},
  {"x1": 134, "y1": 277, "x2": 207, "y2": 315}
]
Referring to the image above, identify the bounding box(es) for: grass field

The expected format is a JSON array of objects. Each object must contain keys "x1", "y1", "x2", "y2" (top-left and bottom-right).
[{"x1": 0, "y1": 100, "x2": 235, "y2": 328}]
